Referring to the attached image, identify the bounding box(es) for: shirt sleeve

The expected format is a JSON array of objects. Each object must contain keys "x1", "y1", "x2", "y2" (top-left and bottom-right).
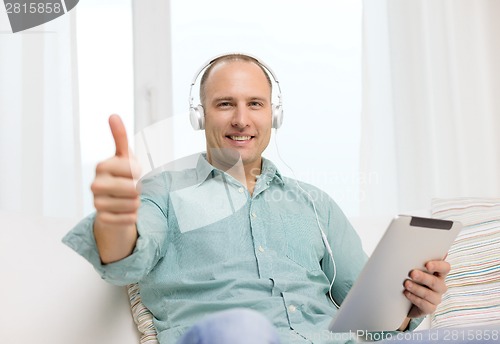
[
  {"x1": 406, "y1": 317, "x2": 425, "y2": 332},
  {"x1": 61, "y1": 173, "x2": 170, "y2": 286},
  {"x1": 321, "y1": 196, "x2": 368, "y2": 305}
]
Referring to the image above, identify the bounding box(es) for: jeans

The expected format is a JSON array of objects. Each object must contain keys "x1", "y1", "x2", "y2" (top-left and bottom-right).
[{"x1": 176, "y1": 308, "x2": 281, "y2": 344}]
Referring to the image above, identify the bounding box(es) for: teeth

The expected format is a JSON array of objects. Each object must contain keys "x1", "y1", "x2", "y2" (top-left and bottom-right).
[{"x1": 230, "y1": 136, "x2": 251, "y2": 141}]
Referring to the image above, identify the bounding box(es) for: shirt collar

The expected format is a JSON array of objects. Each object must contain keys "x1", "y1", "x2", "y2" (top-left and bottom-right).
[
  {"x1": 195, "y1": 153, "x2": 216, "y2": 184},
  {"x1": 195, "y1": 153, "x2": 285, "y2": 186},
  {"x1": 260, "y1": 157, "x2": 285, "y2": 186}
]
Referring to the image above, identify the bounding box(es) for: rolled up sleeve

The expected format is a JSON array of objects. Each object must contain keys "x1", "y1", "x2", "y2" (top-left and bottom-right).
[{"x1": 62, "y1": 176, "x2": 169, "y2": 286}]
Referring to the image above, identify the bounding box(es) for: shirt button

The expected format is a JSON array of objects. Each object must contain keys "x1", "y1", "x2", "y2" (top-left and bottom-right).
[
  {"x1": 251, "y1": 212, "x2": 257, "y2": 218},
  {"x1": 266, "y1": 181, "x2": 271, "y2": 186},
  {"x1": 238, "y1": 187, "x2": 244, "y2": 193},
  {"x1": 258, "y1": 245, "x2": 265, "y2": 253},
  {"x1": 288, "y1": 305, "x2": 297, "y2": 313}
]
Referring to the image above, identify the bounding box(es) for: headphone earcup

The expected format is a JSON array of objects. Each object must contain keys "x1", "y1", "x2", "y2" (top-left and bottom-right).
[
  {"x1": 189, "y1": 105, "x2": 205, "y2": 130},
  {"x1": 272, "y1": 104, "x2": 283, "y2": 129}
]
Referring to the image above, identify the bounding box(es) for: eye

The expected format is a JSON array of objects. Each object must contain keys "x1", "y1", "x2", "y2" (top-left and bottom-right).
[
  {"x1": 217, "y1": 101, "x2": 232, "y2": 108},
  {"x1": 249, "y1": 101, "x2": 264, "y2": 108}
]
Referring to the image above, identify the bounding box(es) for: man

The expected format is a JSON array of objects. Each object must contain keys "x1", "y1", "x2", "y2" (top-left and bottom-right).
[{"x1": 63, "y1": 54, "x2": 450, "y2": 343}]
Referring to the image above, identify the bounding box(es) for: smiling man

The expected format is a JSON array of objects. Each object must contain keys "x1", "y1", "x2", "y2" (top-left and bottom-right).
[
  {"x1": 63, "y1": 54, "x2": 451, "y2": 344},
  {"x1": 201, "y1": 56, "x2": 274, "y2": 194}
]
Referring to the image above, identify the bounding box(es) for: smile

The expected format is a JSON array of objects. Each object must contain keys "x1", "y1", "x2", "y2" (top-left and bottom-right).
[{"x1": 228, "y1": 135, "x2": 252, "y2": 141}]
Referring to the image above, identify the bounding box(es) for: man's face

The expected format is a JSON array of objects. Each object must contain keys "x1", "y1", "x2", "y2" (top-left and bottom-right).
[{"x1": 203, "y1": 60, "x2": 273, "y2": 172}]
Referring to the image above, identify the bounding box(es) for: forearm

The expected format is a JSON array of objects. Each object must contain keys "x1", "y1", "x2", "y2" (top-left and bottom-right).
[
  {"x1": 94, "y1": 220, "x2": 138, "y2": 264},
  {"x1": 398, "y1": 317, "x2": 411, "y2": 331}
]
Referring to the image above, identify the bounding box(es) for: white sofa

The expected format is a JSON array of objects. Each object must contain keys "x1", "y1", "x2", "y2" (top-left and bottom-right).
[{"x1": 0, "y1": 211, "x2": 140, "y2": 344}]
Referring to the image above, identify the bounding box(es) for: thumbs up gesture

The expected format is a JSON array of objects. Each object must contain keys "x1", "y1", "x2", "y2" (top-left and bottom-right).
[{"x1": 91, "y1": 115, "x2": 142, "y2": 264}]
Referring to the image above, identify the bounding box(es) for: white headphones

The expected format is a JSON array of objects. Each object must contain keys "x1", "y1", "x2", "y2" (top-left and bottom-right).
[{"x1": 188, "y1": 53, "x2": 284, "y2": 130}]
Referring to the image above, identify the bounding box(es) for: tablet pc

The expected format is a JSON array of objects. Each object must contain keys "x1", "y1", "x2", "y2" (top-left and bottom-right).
[{"x1": 328, "y1": 215, "x2": 462, "y2": 332}]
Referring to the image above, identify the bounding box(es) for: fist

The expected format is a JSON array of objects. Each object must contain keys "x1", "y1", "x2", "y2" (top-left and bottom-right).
[{"x1": 91, "y1": 115, "x2": 142, "y2": 228}]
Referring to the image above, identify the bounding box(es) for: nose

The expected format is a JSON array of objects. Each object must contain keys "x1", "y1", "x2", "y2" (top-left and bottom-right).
[{"x1": 231, "y1": 104, "x2": 250, "y2": 128}]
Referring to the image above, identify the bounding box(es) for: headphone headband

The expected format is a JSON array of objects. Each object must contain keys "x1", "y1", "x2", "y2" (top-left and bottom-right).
[
  {"x1": 189, "y1": 53, "x2": 281, "y2": 89},
  {"x1": 188, "y1": 52, "x2": 284, "y2": 130}
]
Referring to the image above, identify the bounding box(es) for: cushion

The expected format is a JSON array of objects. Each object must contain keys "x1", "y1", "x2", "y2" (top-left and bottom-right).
[
  {"x1": 430, "y1": 197, "x2": 500, "y2": 328},
  {"x1": 127, "y1": 283, "x2": 159, "y2": 343}
]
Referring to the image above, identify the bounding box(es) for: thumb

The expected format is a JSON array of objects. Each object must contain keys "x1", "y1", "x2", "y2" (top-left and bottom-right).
[{"x1": 109, "y1": 114, "x2": 129, "y2": 157}]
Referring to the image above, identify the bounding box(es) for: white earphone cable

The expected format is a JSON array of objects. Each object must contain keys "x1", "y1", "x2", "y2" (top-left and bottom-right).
[{"x1": 273, "y1": 129, "x2": 340, "y2": 309}]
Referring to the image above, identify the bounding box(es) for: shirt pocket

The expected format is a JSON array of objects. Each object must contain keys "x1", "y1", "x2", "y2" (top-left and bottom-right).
[{"x1": 280, "y1": 214, "x2": 325, "y2": 272}]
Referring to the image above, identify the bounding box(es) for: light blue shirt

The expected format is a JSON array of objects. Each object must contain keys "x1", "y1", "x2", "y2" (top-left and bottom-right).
[{"x1": 63, "y1": 154, "x2": 421, "y2": 343}]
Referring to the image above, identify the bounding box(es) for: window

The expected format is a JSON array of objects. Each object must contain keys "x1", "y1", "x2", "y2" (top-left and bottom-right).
[{"x1": 76, "y1": 0, "x2": 133, "y2": 215}]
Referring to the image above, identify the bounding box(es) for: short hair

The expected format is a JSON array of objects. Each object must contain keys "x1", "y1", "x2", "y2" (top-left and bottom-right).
[{"x1": 199, "y1": 54, "x2": 272, "y2": 107}]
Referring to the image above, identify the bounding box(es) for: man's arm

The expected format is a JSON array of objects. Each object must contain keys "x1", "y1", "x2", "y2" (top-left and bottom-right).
[
  {"x1": 91, "y1": 115, "x2": 142, "y2": 264},
  {"x1": 398, "y1": 259, "x2": 451, "y2": 330}
]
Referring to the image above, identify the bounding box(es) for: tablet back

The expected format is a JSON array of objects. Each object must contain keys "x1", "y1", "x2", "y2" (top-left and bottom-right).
[{"x1": 328, "y1": 215, "x2": 462, "y2": 332}]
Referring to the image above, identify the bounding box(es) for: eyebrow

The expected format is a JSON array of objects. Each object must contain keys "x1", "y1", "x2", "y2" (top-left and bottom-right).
[{"x1": 211, "y1": 96, "x2": 269, "y2": 103}]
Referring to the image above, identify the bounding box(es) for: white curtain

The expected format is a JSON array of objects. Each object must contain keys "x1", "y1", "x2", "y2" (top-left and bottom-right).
[
  {"x1": 361, "y1": 0, "x2": 500, "y2": 216},
  {"x1": 0, "y1": 11, "x2": 82, "y2": 218}
]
